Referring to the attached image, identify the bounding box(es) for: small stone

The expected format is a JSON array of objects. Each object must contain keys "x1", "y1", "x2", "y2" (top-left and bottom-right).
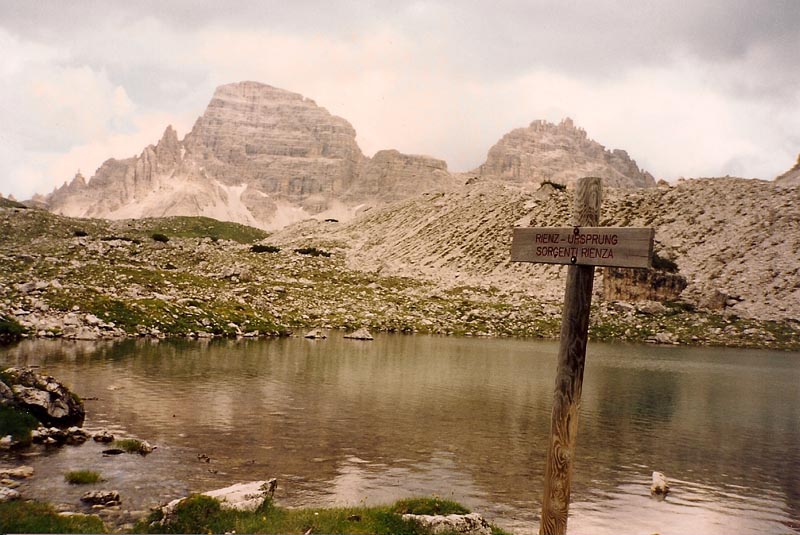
[
  {"x1": 93, "y1": 430, "x2": 115, "y2": 443},
  {"x1": 304, "y1": 329, "x2": 327, "y2": 339},
  {"x1": 0, "y1": 487, "x2": 21, "y2": 502},
  {"x1": 81, "y1": 490, "x2": 121, "y2": 506},
  {"x1": 0, "y1": 466, "x2": 34, "y2": 479}
]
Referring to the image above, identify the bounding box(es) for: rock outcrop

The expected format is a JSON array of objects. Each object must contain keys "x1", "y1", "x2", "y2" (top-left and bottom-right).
[
  {"x1": 1, "y1": 367, "x2": 85, "y2": 427},
  {"x1": 775, "y1": 153, "x2": 800, "y2": 185},
  {"x1": 350, "y1": 150, "x2": 454, "y2": 203},
  {"x1": 603, "y1": 267, "x2": 688, "y2": 302},
  {"x1": 477, "y1": 118, "x2": 655, "y2": 189}
]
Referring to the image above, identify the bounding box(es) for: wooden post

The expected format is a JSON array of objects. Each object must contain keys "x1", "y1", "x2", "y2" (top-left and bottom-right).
[{"x1": 539, "y1": 176, "x2": 602, "y2": 535}]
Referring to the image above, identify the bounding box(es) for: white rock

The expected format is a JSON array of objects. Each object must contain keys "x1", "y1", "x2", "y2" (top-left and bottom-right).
[
  {"x1": 651, "y1": 471, "x2": 669, "y2": 495},
  {"x1": 402, "y1": 513, "x2": 492, "y2": 535}
]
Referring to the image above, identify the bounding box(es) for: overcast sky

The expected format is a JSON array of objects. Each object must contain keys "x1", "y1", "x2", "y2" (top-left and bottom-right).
[{"x1": 2, "y1": 1, "x2": 799, "y2": 199}]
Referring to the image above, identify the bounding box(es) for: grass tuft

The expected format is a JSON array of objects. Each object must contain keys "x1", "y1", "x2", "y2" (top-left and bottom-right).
[
  {"x1": 294, "y1": 247, "x2": 331, "y2": 257},
  {"x1": 393, "y1": 497, "x2": 470, "y2": 515},
  {"x1": 65, "y1": 470, "x2": 102, "y2": 485},
  {"x1": 0, "y1": 501, "x2": 106, "y2": 533},
  {"x1": 151, "y1": 232, "x2": 170, "y2": 243},
  {"x1": 0, "y1": 315, "x2": 26, "y2": 342},
  {"x1": 0, "y1": 405, "x2": 39, "y2": 445}
]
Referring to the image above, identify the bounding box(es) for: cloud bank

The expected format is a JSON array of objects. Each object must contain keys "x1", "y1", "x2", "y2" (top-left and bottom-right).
[{"x1": 1, "y1": 1, "x2": 799, "y2": 199}]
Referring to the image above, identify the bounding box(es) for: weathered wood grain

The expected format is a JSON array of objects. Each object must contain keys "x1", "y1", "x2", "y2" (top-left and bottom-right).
[
  {"x1": 511, "y1": 227, "x2": 654, "y2": 268},
  {"x1": 539, "y1": 176, "x2": 601, "y2": 535}
]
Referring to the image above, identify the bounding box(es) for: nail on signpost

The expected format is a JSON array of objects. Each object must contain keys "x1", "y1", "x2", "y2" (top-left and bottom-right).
[{"x1": 510, "y1": 176, "x2": 654, "y2": 535}]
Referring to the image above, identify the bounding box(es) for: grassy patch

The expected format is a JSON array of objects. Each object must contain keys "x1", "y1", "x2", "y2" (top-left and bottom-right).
[
  {"x1": 135, "y1": 496, "x2": 497, "y2": 535},
  {"x1": 392, "y1": 497, "x2": 470, "y2": 515},
  {"x1": 0, "y1": 406, "x2": 39, "y2": 445},
  {"x1": 112, "y1": 438, "x2": 151, "y2": 455},
  {"x1": 65, "y1": 470, "x2": 102, "y2": 485},
  {"x1": 143, "y1": 216, "x2": 269, "y2": 243},
  {"x1": 151, "y1": 232, "x2": 170, "y2": 243},
  {"x1": 0, "y1": 500, "x2": 106, "y2": 533},
  {"x1": 0, "y1": 315, "x2": 26, "y2": 342}
]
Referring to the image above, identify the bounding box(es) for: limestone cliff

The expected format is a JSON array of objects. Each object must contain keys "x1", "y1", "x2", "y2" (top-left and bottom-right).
[
  {"x1": 349, "y1": 150, "x2": 454, "y2": 203},
  {"x1": 44, "y1": 82, "x2": 461, "y2": 229},
  {"x1": 477, "y1": 118, "x2": 655, "y2": 189}
]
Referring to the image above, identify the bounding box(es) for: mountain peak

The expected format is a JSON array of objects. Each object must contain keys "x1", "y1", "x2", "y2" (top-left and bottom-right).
[{"x1": 478, "y1": 118, "x2": 654, "y2": 189}]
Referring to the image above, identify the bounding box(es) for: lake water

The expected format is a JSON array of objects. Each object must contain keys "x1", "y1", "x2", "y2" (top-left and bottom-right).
[{"x1": 1, "y1": 334, "x2": 798, "y2": 534}]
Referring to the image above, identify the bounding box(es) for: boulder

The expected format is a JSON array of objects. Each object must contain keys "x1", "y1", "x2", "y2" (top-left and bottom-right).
[
  {"x1": 159, "y1": 479, "x2": 277, "y2": 526},
  {"x1": 401, "y1": 513, "x2": 492, "y2": 535},
  {"x1": 1, "y1": 368, "x2": 84, "y2": 427}
]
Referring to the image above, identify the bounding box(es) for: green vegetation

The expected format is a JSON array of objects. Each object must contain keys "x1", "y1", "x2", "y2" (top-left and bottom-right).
[
  {"x1": 151, "y1": 232, "x2": 170, "y2": 243},
  {"x1": 251, "y1": 244, "x2": 281, "y2": 253},
  {"x1": 112, "y1": 438, "x2": 151, "y2": 455},
  {"x1": 392, "y1": 497, "x2": 470, "y2": 515},
  {"x1": 0, "y1": 315, "x2": 26, "y2": 342},
  {"x1": 143, "y1": 216, "x2": 269, "y2": 243},
  {"x1": 64, "y1": 470, "x2": 102, "y2": 485},
  {"x1": 0, "y1": 405, "x2": 39, "y2": 445},
  {"x1": 294, "y1": 246, "x2": 332, "y2": 257},
  {"x1": 0, "y1": 500, "x2": 106, "y2": 533},
  {"x1": 136, "y1": 495, "x2": 505, "y2": 535},
  {"x1": 0, "y1": 197, "x2": 27, "y2": 209}
]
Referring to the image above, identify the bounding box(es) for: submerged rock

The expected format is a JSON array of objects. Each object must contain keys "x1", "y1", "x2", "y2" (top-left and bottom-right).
[
  {"x1": 304, "y1": 329, "x2": 327, "y2": 339},
  {"x1": 344, "y1": 327, "x2": 374, "y2": 340},
  {"x1": 0, "y1": 487, "x2": 21, "y2": 502}
]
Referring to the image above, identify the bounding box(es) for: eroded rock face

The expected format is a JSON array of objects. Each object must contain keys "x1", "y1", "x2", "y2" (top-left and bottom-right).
[
  {"x1": 477, "y1": 118, "x2": 655, "y2": 189},
  {"x1": 775, "y1": 153, "x2": 800, "y2": 185},
  {"x1": 1, "y1": 367, "x2": 85, "y2": 427},
  {"x1": 350, "y1": 150, "x2": 454, "y2": 203},
  {"x1": 603, "y1": 267, "x2": 688, "y2": 302}
]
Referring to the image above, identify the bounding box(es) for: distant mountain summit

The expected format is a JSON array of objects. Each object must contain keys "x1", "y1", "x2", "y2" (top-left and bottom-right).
[
  {"x1": 44, "y1": 83, "x2": 653, "y2": 229},
  {"x1": 477, "y1": 118, "x2": 655, "y2": 189}
]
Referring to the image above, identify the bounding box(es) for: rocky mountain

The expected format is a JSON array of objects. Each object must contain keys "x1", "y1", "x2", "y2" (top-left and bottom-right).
[
  {"x1": 45, "y1": 82, "x2": 455, "y2": 229},
  {"x1": 271, "y1": 177, "x2": 799, "y2": 322},
  {"x1": 775, "y1": 153, "x2": 800, "y2": 185},
  {"x1": 43, "y1": 82, "x2": 651, "y2": 229},
  {"x1": 477, "y1": 118, "x2": 655, "y2": 189}
]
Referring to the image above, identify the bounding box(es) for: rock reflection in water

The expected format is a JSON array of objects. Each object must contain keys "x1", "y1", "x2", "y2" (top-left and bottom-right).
[{"x1": 1, "y1": 335, "x2": 798, "y2": 535}]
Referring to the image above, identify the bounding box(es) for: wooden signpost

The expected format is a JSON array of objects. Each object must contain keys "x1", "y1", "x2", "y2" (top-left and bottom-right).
[{"x1": 511, "y1": 176, "x2": 654, "y2": 535}]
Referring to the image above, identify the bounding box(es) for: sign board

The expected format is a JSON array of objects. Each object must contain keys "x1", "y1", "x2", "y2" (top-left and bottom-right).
[{"x1": 511, "y1": 226, "x2": 654, "y2": 269}]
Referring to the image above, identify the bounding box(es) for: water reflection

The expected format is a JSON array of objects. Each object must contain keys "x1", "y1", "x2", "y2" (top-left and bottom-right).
[{"x1": 1, "y1": 336, "x2": 798, "y2": 534}]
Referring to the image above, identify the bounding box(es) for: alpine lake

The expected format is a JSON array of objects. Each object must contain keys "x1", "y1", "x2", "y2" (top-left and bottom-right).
[{"x1": 1, "y1": 333, "x2": 798, "y2": 535}]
